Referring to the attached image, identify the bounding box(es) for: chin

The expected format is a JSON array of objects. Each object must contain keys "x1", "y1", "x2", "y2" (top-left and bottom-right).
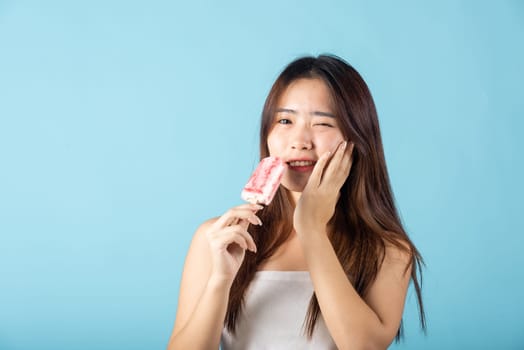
[{"x1": 280, "y1": 180, "x2": 307, "y2": 193}]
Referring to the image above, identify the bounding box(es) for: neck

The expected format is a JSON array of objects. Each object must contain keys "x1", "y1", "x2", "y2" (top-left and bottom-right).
[{"x1": 289, "y1": 190, "x2": 302, "y2": 205}]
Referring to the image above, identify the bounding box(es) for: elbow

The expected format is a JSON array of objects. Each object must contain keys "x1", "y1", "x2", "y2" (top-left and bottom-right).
[
  {"x1": 166, "y1": 336, "x2": 177, "y2": 350},
  {"x1": 336, "y1": 330, "x2": 391, "y2": 350},
  {"x1": 166, "y1": 330, "x2": 180, "y2": 350},
  {"x1": 338, "y1": 339, "x2": 388, "y2": 350},
  {"x1": 352, "y1": 340, "x2": 388, "y2": 350}
]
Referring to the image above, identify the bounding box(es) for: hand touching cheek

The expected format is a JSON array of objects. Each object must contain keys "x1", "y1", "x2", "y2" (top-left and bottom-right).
[{"x1": 293, "y1": 141, "x2": 354, "y2": 236}]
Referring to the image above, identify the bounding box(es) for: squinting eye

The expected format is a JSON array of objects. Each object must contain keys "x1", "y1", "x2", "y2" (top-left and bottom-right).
[
  {"x1": 315, "y1": 123, "x2": 334, "y2": 127},
  {"x1": 277, "y1": 119, "x2": 292, "y2": 125}
]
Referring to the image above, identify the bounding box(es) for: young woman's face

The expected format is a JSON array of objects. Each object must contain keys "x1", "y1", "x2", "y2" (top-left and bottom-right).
[{"x1": 267, "y1": 78, "x2": 345, "y2": 194}]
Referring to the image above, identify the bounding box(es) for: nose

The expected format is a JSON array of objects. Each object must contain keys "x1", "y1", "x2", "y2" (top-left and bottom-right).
[
  {"x1": 291, "y1": 140, "x2": 312, "y2": 150},
  {"x1": 290, "y1": 127, "x2": 313, "y2": 150}
]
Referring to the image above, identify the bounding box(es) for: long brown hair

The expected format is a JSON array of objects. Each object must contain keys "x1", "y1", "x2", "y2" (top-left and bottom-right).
[{"x1": 225, "y1": 55, "x2": 426, "y2": 341}]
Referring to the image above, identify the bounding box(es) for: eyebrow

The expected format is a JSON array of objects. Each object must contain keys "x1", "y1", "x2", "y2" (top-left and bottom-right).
[{"x1": 275, "y1": 108, "x2": 336, "y2": 118}]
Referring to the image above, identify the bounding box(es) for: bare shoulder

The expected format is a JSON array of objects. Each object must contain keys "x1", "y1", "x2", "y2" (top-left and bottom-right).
[
  {"x1": 192, "y1": 217, "x2": 219, "y2": 243},
  {"x1": 382, "y1": 233, "x2": 414, "y2": 269},
  {"x1": 171, "y1": 217, "x2": 219, "y2": 335},
  {"x1": 363, "y1": 234, "x2": 414, "y2": 338},
  {"x1": 180, "y1": 216, "x2": 221, "y2": 278},
  {"x1": 195, "y1": 216, "x2": 220, "y2": 232}
]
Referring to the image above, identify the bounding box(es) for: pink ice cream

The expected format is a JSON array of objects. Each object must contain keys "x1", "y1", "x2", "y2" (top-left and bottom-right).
[{"x1": 241, "y1": 157, "x2": 286, "y2": 205}]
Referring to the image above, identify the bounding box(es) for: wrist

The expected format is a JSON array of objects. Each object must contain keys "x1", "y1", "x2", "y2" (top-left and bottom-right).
[
  {"x1": 296, "y1": 225, "x2": 329, "y2": 244},
  {"x1": 295, "y1": 220, "x2": 328, "y2": 237},
  {"x1": 208, "y1": 273, "x2": 235, "y2": 290}
]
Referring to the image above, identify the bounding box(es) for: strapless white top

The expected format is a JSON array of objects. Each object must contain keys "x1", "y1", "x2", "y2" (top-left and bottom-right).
[{"x1": 220, "y1": 271, "x2": 337, "y2": 349}]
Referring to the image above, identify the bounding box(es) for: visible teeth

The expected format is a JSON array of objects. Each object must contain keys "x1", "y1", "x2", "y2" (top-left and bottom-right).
[{"x1": 289, "y1": 160, "x2": 315, "y2": 167}]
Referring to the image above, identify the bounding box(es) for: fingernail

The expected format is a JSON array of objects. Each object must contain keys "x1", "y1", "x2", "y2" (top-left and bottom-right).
[
  {"x1": 257, "y1": 217, "x2": 263, "y2": 226},
  {"x1": 342, "y1": 141, "x2": 348, "y2": 149},
  {"x1": 254, "y1": 204, "x2": 264, "y2": 210}
]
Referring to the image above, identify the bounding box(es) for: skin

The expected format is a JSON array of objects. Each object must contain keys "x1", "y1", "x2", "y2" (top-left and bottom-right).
[
  {"x1": 267, "y1": 78, "x2": 346, "y2": 199},
  {"x1": 167, "y1": 78, "x2": 412, "y2": 350}
]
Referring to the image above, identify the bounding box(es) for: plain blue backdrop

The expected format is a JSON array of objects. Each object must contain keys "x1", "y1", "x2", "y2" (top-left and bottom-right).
[{"x1": 1, "y1": 1, "x2": 523, "y2": 349}]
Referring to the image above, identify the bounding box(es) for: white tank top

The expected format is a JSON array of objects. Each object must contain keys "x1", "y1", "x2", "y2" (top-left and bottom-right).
[{"x1": 220, "y1": 271, "x2": 337, "y2": 349}]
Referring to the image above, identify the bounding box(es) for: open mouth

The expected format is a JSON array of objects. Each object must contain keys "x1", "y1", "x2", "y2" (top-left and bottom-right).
[
  {"x1": 287, "y1": 160, "x2": 316, "y2": 172},
  {"x1": 288, "y1": 160, "x2": 315, "y2": 167}
]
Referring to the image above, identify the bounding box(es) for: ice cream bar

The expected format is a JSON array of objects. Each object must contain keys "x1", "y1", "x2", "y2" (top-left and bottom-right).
[{"x1": 241, "y1": 156, "x2": 286, "y2": 205}]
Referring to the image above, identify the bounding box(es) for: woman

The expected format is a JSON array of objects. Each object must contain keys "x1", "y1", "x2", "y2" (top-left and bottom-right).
[{"x1": 168, "y1": 55, "x2": 425, "y2": 349}]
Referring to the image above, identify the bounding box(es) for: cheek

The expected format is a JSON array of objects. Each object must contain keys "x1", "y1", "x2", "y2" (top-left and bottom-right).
[
  {"x1": 267, "y1": 132, "x2": 285, "y2": 156},
  {"x1": 330, "y1": 136, "x2": 345, "y2": 149},
  {"x1": 318, "y1": 132, "x2": 345, "y2": 152}
]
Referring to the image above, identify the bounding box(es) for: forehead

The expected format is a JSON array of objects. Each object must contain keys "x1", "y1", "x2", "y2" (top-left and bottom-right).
[{"x1": 276, "y1": 78, "x2": 335, "y2": 112}]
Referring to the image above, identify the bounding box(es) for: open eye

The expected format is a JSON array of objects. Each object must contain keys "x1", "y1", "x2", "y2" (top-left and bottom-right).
[{"x1": 277, "y1": 118, "x2": 292, "y2": 125}]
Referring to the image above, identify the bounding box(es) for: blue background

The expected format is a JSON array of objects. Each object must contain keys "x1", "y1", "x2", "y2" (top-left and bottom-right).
[{"x1": 1, "y1": 1, "x2": 523, "y2": 349}]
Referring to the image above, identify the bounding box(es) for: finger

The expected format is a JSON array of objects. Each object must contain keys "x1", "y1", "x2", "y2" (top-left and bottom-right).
[
  {"x1": 321, "y1": 140, "x2": 347, "y2": 179},
  {"x1": 305, "y1": 150, "x2": 333, "y2": 190},
  {"x1": 238, "y1": 215, "x2": 265, "y2": 233},
  {"x1": 209, "y1": 227, "x2": 248, "y2": 251},
  {"x1": 213, "y1": 225, "x2": 257, "y2": 253},
  {"x1": 232, "y1": 214, "x2": 260, "y2": 230},
  {"x1": 332, "y1": 141, "x2": 353, "y2": 176},
  {"x1": 232, "y1": 224, "x2": 258, "y2": 252},
  {"x1": 214, "y1": 204, "x2": 264, "y2": 228},
  {"x1": 339, "y1": 142, "x2": 354, "y2": 176},
  {"x1": 321, "y1": 140, "x2": 355, "y2": 188}
]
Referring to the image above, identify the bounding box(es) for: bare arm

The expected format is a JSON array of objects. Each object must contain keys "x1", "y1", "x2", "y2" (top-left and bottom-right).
[
  {"x1": 300, "y1": 233, "x2": 411, "y2": 349},
  {"x1": 167, "y1": 204, "x2": 261, "y2": 350},
  {"x1": 167, "y1": 220, "x2": 229, "y2": 349},
  {"x1": 295, "y1": 142, "x2": 412, "y2": 349}
]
